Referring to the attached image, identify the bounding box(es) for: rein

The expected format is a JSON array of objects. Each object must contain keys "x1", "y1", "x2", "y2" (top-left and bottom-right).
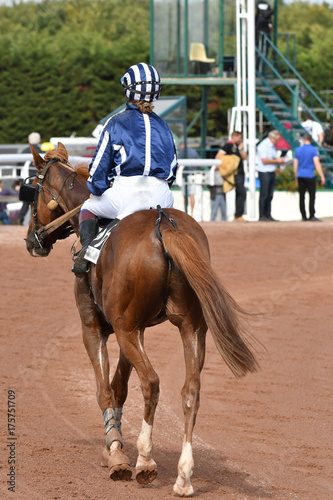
[{"x1": 37, "y1": 203, "x2": 83, "y2": 240}]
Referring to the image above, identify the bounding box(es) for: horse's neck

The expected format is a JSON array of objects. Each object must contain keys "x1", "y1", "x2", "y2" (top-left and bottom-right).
[
  {"x1": 51, "y1": 168, "x2": 89, "y2": 205},
  {"x1": 52, "y1": 166, "x2": 89, "y2": 233}
]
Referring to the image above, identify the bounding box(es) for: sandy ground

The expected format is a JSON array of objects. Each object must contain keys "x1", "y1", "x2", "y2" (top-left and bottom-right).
[{"x1": 0, "y1": 221, "x2": 332, "y2": 500}]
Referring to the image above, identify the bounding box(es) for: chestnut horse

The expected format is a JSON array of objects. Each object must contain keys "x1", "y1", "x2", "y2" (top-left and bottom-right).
[{"x1": 23, "y1": 143, "x2": 259, "y2": 497}]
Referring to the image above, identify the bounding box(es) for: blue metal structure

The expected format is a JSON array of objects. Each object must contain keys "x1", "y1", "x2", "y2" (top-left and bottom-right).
[{"x1": 149, "y1": 0, "x2": 333, "y2": 183}]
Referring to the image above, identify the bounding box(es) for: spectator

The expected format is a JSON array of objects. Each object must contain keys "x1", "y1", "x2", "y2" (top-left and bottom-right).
[
  {"x1": 22, "y1": 132, "x2": 42, "y2": 155},
  {"x1": 10, "y1": 181, "x2": 22, "y2": 224},
  {"x1": 275, "y1": 123, "x2": 292, "y2": 157},
  {"x1": 19, "y1": 132, "x2": 43, "y2": 225},
  {"x1": 301, "y1": 113, "x2": 324, "y2": 146},
  {"x1": 178, "y1": 142, "x2": 200, "y2": 216},
  {"x1": 215, "y1": 131, "x2": 247, "y2": 222},
  {"x1": 255, "y1": 1, "x2": 274, "y2": 75},
  {"x1": 209, "y1": 168, "x2": 226, "y2": 221},
  {"x1": 257, "y1": 130, "x2": 286, "y2": 221},
  {"x1": 0, "y1": 180, "x2": 15, "y2": 225},
  {"x1": 41, "y1": 142, "x2": 55, "y2": 152},
  {"x1": 293, "y1": 133, "x2": 325, "y2": 222}
]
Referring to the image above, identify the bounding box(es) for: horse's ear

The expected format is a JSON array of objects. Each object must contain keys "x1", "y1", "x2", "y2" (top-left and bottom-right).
[
  {"x1": 30, "y1": 144, "x2": 46, "y2": 172},
  {"x1": 57, "y1": 142, "x2": 69, "y2": 161}
]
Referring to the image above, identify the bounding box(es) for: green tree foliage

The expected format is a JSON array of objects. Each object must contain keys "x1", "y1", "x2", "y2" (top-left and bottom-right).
[
  {"x1": 278, "y1": 2, "x2": 333, "y2": 93},
  {"x1": 0, "y1": 0, "x2": 150, "y2": 142},
  {"x1": 275, "y1": 165, "x2": 297, "y2": 192},
  {"x1": 0, "y1": 1, "x2": 333, "y2": 143}
]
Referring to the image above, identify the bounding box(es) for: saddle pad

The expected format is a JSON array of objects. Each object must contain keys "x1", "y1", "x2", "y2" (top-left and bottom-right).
[{"x1": 85, "y1": 218, "x2": 119, "y2": 265}]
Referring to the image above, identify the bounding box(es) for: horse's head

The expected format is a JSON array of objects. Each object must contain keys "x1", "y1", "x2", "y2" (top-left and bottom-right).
[{"x1": 24, "y1": 142, "x2": 76, "y2": 257}]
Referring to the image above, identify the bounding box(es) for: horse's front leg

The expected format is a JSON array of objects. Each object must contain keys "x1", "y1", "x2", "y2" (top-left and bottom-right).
[
  {"x1": 115, "y1": 327, "x2": 159, "y2": 485},
  {"x1": 172, "y1": 316, "x2": 207, "y2": 497},
  {"x1": 74, "y1": 277, "x2": 132, "y2": 481}
]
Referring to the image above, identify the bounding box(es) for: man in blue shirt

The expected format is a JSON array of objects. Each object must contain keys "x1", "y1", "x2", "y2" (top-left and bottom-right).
[
  {"x1": 257, "y1": 130, "x2": 286, "y2": 221},
  {"x1": 293, "y1": 133, "x2": 325, "y2": 221}
]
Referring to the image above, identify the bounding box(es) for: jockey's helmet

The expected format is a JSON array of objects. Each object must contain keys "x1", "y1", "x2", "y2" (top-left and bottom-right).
[
  {"x1": 41, "y1": 142, "x2": 55, "y2": 152},
  {"x1": 121, "y1": 63, "x2": 161, "y2": 103}
]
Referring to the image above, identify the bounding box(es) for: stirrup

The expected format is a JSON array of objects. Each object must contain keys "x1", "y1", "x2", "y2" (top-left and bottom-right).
[{"x1": 72, "y1": 247, "x2": 90, "y2": 275}]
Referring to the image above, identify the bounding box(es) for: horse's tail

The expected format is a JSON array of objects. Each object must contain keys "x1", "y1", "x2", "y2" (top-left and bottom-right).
[{"x1": 161, "y1": 227, "x2": 259, "y2": 378}]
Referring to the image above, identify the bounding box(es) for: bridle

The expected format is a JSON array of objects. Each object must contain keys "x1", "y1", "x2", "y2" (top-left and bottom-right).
[{"x1": 23, "y1": 157, "x2": 77, "y2": 249}]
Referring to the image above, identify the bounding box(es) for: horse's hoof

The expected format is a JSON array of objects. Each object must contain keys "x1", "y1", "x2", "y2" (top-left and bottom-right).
[
  {"x1": 108, "y1": 449, "x2": 132, "y2": 481},
  {"x1": 135, "y1": 468, "x2": 158, "y2": 485},
  {"x1": 135, "y1": 456, "x2": 157, "y2": 484},
  {"x1": 173, "y1": 482, "x2": 194, "y2": 497},
  {"x1": 110, "y1": 465, "x2": 132, "y2": 482}
]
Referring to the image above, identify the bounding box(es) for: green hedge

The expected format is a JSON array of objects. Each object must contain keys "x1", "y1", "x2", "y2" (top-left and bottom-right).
[{"x1": 1, "y1": 0, "x2": 333, "y2": 144}]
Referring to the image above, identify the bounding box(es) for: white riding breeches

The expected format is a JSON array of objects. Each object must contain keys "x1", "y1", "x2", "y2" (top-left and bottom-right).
[{"x1": 82, "y1": 175, "x2": 174, "y2": 220}]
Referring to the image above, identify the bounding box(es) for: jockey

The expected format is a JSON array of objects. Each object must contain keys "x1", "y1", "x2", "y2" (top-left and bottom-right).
[{"x1": 72, "y1": 62, "x2": 178, "y2": 275}]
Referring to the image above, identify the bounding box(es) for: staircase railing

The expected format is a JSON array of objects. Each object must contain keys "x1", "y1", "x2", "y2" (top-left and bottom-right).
[
  {"x1": 255, "y1": 85, "x2": 300, "y2": 149},
  {"x1": 274, "y1": 33, "x2": 297, "y2": 78},
  {"x1": 257, "y1": 33, "x2": 333, "y2": 124},
  {"x1": 255, "y1": 37, "x2": 333, "y2": 187}
]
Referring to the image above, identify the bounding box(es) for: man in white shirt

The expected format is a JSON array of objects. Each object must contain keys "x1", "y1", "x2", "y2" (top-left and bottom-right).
[
  {"x1": 301, "y1": 113, "x2": 324, "y2": 146},
  {"x1": 257, "y1": 130, "x2": 286, "y2": 221}
]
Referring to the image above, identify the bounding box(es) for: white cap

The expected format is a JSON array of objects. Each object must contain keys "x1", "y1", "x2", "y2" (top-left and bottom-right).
[{"x1": 28, "y1": 132, "x2": 41, "y2": 144}]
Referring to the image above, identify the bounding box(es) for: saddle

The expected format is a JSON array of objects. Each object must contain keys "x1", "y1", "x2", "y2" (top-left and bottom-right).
[
  {"x1": 85, "y1": 218, "x2": 120, "y2": 264},
  {"x1": 84, "y1": 206, "x2": 177, "y2": 265}
]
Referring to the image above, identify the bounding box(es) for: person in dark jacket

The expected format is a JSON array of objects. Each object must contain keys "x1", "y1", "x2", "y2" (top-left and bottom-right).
[
  {"x1": 255, "y1": 1, "x2": 274, "y2": 74},
  {"x1": 215, "y1": 131, "x2": 248, "y2": 222}
]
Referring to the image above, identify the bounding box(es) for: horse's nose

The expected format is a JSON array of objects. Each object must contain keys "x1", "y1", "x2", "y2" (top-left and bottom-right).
[{"x1": 25, "y1": 232, "x2": 50, "y2": 257}]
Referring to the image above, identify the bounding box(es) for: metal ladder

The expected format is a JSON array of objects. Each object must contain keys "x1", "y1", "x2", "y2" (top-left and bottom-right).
[{"x1": 255, "y1": 34, "x2": 333, "y2": 186}]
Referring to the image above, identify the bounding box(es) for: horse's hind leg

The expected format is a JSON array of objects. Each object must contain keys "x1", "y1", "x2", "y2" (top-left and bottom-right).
[
  {"x1": 74, "y1": 278, "x2": 132, "y2": 481},
  {"x1": 110, "y1": 349, "x2": 133, "y2": 429},
  {"x1": 168, "y1": 302, "x2": 207, "y2": 497},
  {"x1": 114, "y1": 327, "x2": 159, "y2": 485}
]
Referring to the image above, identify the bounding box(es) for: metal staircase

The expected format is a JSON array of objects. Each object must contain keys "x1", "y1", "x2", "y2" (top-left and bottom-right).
[
  {"x1": 255, "y1": 34, "x2": 333, "y2": 186},
  {"x1": 256, "y1": 75, "x2": 301, "y2": 149}
]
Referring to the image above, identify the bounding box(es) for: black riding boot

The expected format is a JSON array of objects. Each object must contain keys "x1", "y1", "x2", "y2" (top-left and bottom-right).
[{"x1": 72, "y1": 219, "x2": 98, "y2": 275}]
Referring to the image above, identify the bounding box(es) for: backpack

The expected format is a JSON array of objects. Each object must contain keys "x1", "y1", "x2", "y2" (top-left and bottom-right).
[{"x1": 218, "y1": 154, "x2": 241, "y2": 193}]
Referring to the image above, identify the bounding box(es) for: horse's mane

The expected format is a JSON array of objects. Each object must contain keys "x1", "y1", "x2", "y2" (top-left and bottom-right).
[
  {"x1": 75, "y1": 164, "x2": 89, "y2": 180},
  {"x1": 44, "y1": 143, "x2": 89, "y2": 180},
  {"x1": 44, "y1": 145, "x2": 69, "y2": 164}
]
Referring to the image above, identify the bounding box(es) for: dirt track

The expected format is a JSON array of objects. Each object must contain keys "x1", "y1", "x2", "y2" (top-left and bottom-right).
[{"x1": 1, "y1": 221, "x2": 332, "y2": 499}]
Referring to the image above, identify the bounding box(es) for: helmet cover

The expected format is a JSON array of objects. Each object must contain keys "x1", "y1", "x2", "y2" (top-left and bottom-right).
[{"x1": 121, "y1": 63, "x2": 161, "y2": 102}]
